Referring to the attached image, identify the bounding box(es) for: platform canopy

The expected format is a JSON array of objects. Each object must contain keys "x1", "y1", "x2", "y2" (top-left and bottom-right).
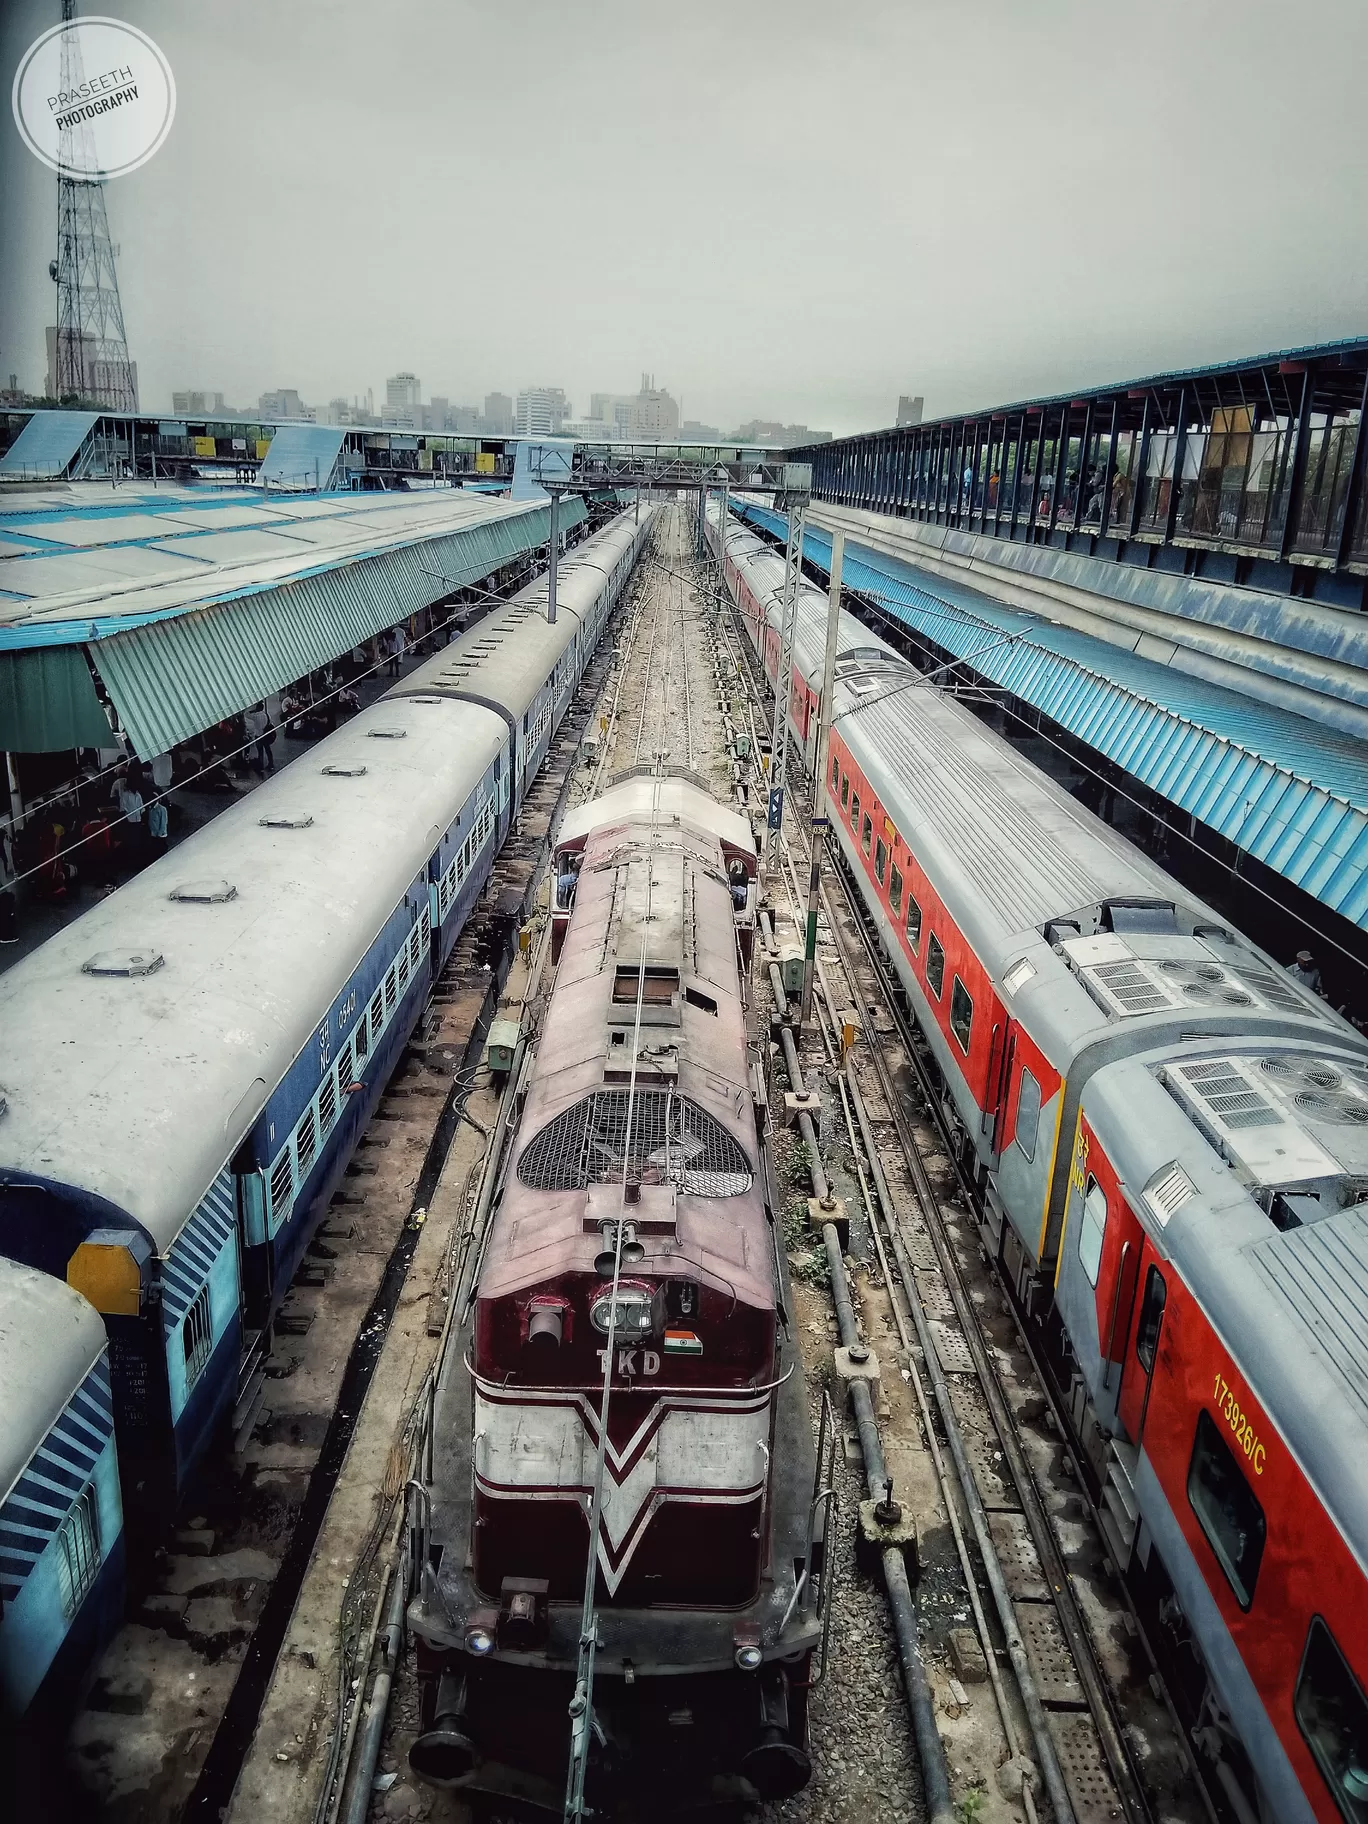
[
  {"x1": 0, "y1": 482, "x2": 583, "y2": 757},
  {"x1": 736, "y1": 499, "x2": 1368, "y2": 933}
]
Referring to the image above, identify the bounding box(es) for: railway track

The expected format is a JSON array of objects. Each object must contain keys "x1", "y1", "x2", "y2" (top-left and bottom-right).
[
  {"x1": 56, "y1": 528, "x2": 657, "y2": 1824},
  {"x1": 711, "y1": 554, "x2": 1214, "y2": 1824}
]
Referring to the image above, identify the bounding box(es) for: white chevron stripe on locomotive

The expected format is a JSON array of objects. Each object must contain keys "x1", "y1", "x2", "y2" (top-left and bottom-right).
[{"x1": 473, "y1": 1387, "x2": 771, "y2": 1596}]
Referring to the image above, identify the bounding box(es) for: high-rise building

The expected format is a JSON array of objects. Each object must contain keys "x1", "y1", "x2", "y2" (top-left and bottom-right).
[
  {"x1": 514, "y1": 386, "x2": 571, "y2": 437},
  {"x1": 45, "y1": 326, "x2": 138, "y2": 406},
  {"x1": 582, "y1": 377, "x2": 681, "y2": 442},
  {"x1": 897, "y1": 394, "x2": 925, "y2": 427},
  {"x1": 259, "y1": 387, "x2": 314, "y2": 421},
  {"x1": 428, "y1": 395, "x2": 450, "y2": 431},
  {"x1": 172, "y1": 389, "x2": 225, "y2": 415},
  {"x1": 484, "y1": 392, "x2": 513, "y2": 435},
  {"x1": 386, "y1": 372, "x2": 421, "y2": 412},
  {"x1": 629, "y1": 374, "x2": 679, "y2": 441}
]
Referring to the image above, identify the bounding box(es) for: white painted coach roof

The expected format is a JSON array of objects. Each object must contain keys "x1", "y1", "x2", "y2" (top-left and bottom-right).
[
  {"x1": 0, "y1": 693, "x2": 505, "y2": 1252},
  {"x1": 0, "y1": 1259, "x2": 107, "y2": 1506},
  {"x1": 392, "y1": 512, "x2": 650, "y2": 722}
]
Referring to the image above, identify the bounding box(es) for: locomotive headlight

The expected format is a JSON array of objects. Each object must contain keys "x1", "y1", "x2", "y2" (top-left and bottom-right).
[
  {"x1": 735, "y1": 1645, "x2": 764, "y2": 1672},
  {"x1": 465, "y1": 1625, "x2": 496, "y2": 1655},
  {"x1": 589, "y1": 1285, "x2": 653, "y2": 1338}
]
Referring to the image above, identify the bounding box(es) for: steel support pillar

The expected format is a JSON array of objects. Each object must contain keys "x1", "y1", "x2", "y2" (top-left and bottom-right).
[{"x1": 763, "y1": 501, "x2": 807, "y2": 879}]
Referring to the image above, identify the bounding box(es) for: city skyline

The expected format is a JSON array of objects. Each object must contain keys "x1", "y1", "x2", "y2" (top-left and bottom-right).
[{"x1": 6, "y1": 3, "x2": 1366, "y2": 438}]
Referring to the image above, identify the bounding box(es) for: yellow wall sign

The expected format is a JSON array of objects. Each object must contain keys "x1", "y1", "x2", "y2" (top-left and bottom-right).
[
  {"x1": 256, "y1": 439, "x2": 271, "y2": 460},
  {"x1": 192, "y1": 435, "x2": 217, "y2": 458},
  {"x1": 475, "y1": 451, "x2": 496, "y2": 475}
]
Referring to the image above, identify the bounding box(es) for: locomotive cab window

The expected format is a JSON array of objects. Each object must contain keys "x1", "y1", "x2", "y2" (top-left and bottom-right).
[
  {"x1": 950, "y1": 977, "x2": 973, "y2": 1052},
  {"x1": 875, "y1": 839, "x2": 887, "y2": 885},
  {"x1": 1079, "y1": 1176, "x2": 1107, "y2": 1286},
  {"x1": 889, "y1": 865, "x2": 903, "y2": 914},
  {"x1": 906, "y1": 894, "x2": 922, "y2": 955},
  {"x1": 1014, "y1": 1067, "x2": 1042, "y2": 1162},
  {"x1": 1188, "y1": 1408, "x2": 1265, "y2": 1611},
  {"x1": 926, "y1": 932, "x2": 945, "y2": 998},
  {"x1": 1295, "y1": 1616, "x2": 1368, "y2": 1822}
]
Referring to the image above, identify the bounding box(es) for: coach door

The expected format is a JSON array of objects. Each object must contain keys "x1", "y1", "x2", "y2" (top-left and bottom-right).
[{"x1": 1116, "y1": 1242, "x2": 1168, "y2": 1446}]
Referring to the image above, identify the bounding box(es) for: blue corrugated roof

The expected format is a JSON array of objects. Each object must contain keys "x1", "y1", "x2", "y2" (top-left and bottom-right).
[
  {"x1": 257, "y1": 423, "x2": 346, "y2": 489},
  {"x1": 736, "y1": 501, "x2": 1368, "y2": 930},
  {"x1": 0, "y1": 410, "x2": 99, "y2": 479}
]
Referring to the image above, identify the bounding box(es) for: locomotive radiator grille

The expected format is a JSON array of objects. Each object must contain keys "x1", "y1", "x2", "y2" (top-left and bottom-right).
[{"x1": 518, "y1": 1089, "x2": 751, "y2": 1196}]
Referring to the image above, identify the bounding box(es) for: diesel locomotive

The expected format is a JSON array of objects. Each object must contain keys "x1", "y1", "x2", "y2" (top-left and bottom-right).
[{"x1": 408, "y1": 770, "x2": 822, "y2": 1813}]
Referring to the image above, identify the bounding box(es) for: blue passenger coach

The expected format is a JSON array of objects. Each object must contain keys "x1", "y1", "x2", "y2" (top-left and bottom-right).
[
  {"x1": 0, "y1": 507, "x2": 653, "y2": 1531},
  {"x1": 0, "y1": 1262, "x2": 124, "y2": 1728}
]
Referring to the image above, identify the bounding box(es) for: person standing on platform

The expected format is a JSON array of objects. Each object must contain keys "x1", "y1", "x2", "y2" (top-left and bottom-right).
[
  {"x1": 0, "y1": 819, "x2": 17, "y2": 944},
  {"x1": 1287, "y1": 949, "x2": 1323, "y2": 994},
  {"x1": 117, "y1": 766, "x2": 146, "y2": 862},
  {"x1": 147, "y1": 794, "x2": 169, "y2": 862}
]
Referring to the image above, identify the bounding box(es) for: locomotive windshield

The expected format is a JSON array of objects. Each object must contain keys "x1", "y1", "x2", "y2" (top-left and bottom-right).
[{"x1": 518, "y1": 1088, "x2": 751, "y2": 1196}]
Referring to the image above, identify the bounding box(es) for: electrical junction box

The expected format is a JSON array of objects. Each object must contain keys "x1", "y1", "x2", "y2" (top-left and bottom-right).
[
  {"x1": 485, "y1": 1018, "x2": 521, "y2": 1074},
  {"x1": 778, "y1": 945, "x2": 805, "y2": 995}
]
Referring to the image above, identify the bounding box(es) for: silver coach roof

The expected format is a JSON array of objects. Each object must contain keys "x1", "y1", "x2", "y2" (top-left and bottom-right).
[
  {"x1": 727, "y1": 519, "x2": 1216, "y2": 967},
  {"x1": 1083, "y1": 1053, "x2": 1368, "y2": 1569},
  {"x1": 391, "y1": 510, "x2": 652, "y2": 725},
  {"x1": 0, "y1": 693, "x2": 505, "y2": 1254},
  {"x1": 0, "y1": 1259, "x2": 107, "y2": 1507}
]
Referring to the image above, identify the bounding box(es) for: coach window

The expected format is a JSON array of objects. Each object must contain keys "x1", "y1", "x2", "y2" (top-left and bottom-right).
[
  {"x1": 841, "y1": 773, "x2": 849, "y2": 811},
  {"x1": 830, "y1": 755, "x2": 840, "y2": 791},
  {"x1": 906, "y1": 894, "x2": 922, "y2": 955},
  {"x1": 851, "y1": 790, "x2": 861, "y2": 829},
  {"x1": 1014, "y1": 1067, "x2": 1041, "y2": 1162},
  {"x1": 1295, "y1": 1616, "x2": 1368, "y2": 1822},
  {"x1": 950, "y1": 977, "x2": 973, "y2": 1052},
  {"x1": 1079, "y1": 1176, "x2": 1107, "y2": 1286},
  {"x1": 1188, "y1": 1409, "x2": 1265, "y2": 1610},
  {"x1": 875, "y1": 838, "x2": 887, "y2": 885},
  {"x1": 926, "y1": 932, "x2": 945, "y2": 998},
  {"x1": 1135, "y1": 1265, "x2": 1167, "y2": 1373},
  {"x1": 889, "y1": 865, "x2": 903, "y2": 915},
  {"x1": 861, "y1": 813, "x2": 872, "y2": 856}
]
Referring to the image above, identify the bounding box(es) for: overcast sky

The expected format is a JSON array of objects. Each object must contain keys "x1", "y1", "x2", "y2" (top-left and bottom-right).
[{"x1": 3, "y1": 0, "x2": 1367, "y2": 436}]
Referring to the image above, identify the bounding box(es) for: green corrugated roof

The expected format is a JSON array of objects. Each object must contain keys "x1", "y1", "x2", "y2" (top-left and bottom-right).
[
  {"x1": 0, "y1": 646, "x2": 113, "y2": 752},
  {"x1": 89, "y1": 496, "x2": 586, "y2": 758}
]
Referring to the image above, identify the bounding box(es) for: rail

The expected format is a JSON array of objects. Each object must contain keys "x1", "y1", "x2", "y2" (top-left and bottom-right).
[{"x1": 714, "y1": 562, "x2": 1219, "y2": 1824}]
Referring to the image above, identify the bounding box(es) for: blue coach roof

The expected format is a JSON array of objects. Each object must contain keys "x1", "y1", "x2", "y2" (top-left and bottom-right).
[{"x1": 735, "y1": 500, "x2": 1368, "y2": 932}]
